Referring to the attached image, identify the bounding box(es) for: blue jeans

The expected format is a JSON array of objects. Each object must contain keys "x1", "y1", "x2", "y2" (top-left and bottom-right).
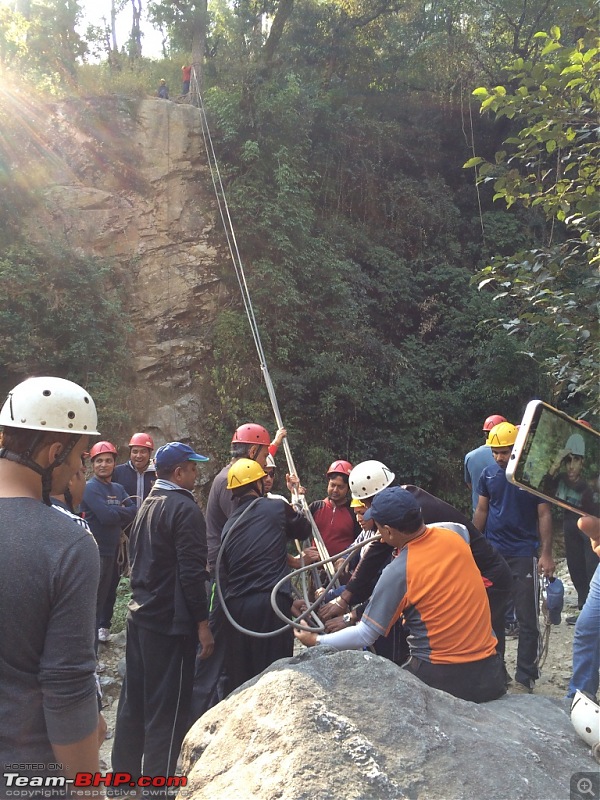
[{"x1": 568, "y1": 563, "x2": 600, "y2": 699}]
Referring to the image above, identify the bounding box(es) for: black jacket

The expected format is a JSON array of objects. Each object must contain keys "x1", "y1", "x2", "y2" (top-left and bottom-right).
[
  {"x1": 346, "y1": 484, "x2": 511, "y2": 604},
  {"x1": 128, "y1": 484, "x2": 209, "y2": 636},
  {"x1": 221, "y1": 495, "x2": 311, "y2": 598}
]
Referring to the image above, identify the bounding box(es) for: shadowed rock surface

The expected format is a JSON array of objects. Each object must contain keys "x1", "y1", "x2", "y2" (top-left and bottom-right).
[
  {"x1": 20, "y1": 95, "x2": 221, "y2": 444},
  {"x1": 180, "y1": 647, "x2": 593, "y2": 800}
]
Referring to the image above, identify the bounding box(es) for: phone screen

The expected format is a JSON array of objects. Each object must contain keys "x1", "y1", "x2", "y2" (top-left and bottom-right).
[{"x1": 509, "y1": 404, "x2": 600, "y2": 516}]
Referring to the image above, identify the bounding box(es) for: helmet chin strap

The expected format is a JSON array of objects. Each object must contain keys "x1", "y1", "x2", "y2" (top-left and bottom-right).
[{"x1": 0, "y1": 435, "x2": 80, "y2": 505}]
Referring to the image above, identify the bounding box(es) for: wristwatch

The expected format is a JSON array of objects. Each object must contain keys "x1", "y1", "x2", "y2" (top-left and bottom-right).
[{"x1": 343, "y1": 612, "x2": 353, "y2": 626}]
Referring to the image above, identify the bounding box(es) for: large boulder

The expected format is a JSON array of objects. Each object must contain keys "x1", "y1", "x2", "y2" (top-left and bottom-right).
[{"x1": 180, "y1": 647, "x2": 593, "y2": 800}]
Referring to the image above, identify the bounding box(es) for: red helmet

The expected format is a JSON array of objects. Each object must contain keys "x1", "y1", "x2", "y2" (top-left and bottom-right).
[
  {"x1": 231, "y1": 423, "x2": 271, "y2": 446},
  {"x1": 327, "y1": 460, "x2": 353, "y2": 477},
  {"x1": 483, "y1": 414, "x2": 507, "y2": 432},
  {"x1": 89, "y1": 441, "x2": 118, "y2": 460},
  {"x1": 577, "y1": 419, "x2": 592, "y2": 429},
  {"x1": 129, "y1": 432, "x2": 154, "y2": 450}
]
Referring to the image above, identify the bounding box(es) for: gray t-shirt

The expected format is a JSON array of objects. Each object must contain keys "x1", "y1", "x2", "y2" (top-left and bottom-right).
[
  {"x1": 0, "y1": 497, "x2": 100, "y2": 788},
  {"x1": 205, "y1": 464, "x2": 234, "y2": 576}
]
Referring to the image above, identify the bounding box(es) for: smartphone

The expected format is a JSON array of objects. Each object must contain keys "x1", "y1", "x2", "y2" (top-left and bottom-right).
[{"x1": 506, "y1": 400, "x2": 600, "y2": 517}]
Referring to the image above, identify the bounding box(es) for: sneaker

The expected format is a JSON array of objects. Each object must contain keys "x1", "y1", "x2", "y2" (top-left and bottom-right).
[
  {"x1": 505, "y1": 622, "x2": 520, "y2": 638},
  {"x1": 566, "y1": 613, "x2": 580, "y2": 625},
  {"x1": 511, "y1": 681, "x2": 533, "y2": 694},
  {"x1": 98, "y1": 627, "x2": 111, "y2": 642}
]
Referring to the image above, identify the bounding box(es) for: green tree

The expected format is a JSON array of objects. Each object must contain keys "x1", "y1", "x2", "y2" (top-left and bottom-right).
[
  {"x1": 0, "y1": 0, "x2": 86, "y2": 87},
  {"x1": 0, "y1": 243, "x2": 132, "y2": 435},
  {"x1": 467, "y1": 15, "x2": 599, "y2": 412}
]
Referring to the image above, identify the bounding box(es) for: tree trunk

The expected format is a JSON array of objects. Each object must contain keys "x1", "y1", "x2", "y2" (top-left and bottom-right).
[
  {"x1": 262, "y1": 0, "x2": 294, "y2": 69},
  {"x1": 111, "y1": 0, "x2": 118, "y2": 52},
  {"x1": 130, "y1": 0, "x2": 142, "y2": 60},
  {"x1": 190, "y1": 0, "x2": 207, "y2": 94}
]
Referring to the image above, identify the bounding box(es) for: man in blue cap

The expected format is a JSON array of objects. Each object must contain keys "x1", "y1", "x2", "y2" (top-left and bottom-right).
[
  {"x1": 112, "y1": 442, "x2": 214, "y2": 793},
  {"x1": 296, "y1": 486, "x2": 506, "y2": 703}
]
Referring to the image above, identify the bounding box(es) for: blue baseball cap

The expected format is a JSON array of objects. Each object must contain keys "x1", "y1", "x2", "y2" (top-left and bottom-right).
[
  {"x1": 155, "y1": 442, "x2": 209, "y2": 471},
  {"x1": 363, "y1": 486, "x2": 421, "y2": 529}
]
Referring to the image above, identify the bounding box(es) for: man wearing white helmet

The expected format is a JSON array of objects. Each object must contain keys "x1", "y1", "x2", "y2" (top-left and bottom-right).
[
  {"x1": 541, "y1": 430, "x2": 599, "y2": 622},
  {"x1": 297, "y1": 487, "x2": 506, "y2": 703},
  {"x1": 0, "y1": 377, "x2": 103, "y2": 796},
  {"x1": 323, "y1": 459, "x2": 512, "y2": 667}
]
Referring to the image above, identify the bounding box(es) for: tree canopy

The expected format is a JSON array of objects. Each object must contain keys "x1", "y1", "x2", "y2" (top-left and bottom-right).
[
  {"x1": 0, "y1": 0, "x2": 597, "y2": 504},
  {"x1": 468, "y1": 15, "x2": 599, "y2": 413}
]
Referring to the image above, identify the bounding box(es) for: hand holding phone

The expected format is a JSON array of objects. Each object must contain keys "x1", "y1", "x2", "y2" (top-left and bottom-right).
[
  {"x1": 578, "y1": 515, "x2": 600, "y2": 557},
  {"x1": 506, "y1": 401, "x2": 600, "y2": 517}
]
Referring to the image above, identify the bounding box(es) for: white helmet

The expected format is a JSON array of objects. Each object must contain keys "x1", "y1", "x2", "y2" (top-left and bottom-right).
[
  {"x1": 266, "y1": 454, "x2": 276, "y2": 469},
  {"x1": 565, "y1": 433, "x2": 585, "y2": 457},
  {"x1": 349, "y1": 460, "x2": 395, "y2": 500},
  {"x1": 571, "y1": 691, "x2": 600, "y2": 749},
  {"x1": 0, "y1": 377, "x2": 99, "y2": 435}
]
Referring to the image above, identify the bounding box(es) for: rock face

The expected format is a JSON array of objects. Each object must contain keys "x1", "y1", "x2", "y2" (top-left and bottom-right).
[
  {"x1": 180, "y1": 647, "x2": 593, "y2": 800},
  {"x1": 22, "y1": 95, "x2": 223, "y2": 443}
]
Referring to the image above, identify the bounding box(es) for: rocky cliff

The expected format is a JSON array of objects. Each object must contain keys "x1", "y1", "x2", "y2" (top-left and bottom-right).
[{"x1": 22, "y1": 94, "x2": 224, "y2": 444}]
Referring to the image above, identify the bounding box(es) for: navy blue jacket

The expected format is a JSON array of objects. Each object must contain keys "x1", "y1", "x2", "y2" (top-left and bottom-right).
[
  {"x1": 112, "y1": 461, "x2": 156, "y2": 508},
  {"x1": 128, "y1": 484, "x2": 210, "y2": 636},
  {"x1": 81, "y1": 477, "x2": 137, "y2": 558}
]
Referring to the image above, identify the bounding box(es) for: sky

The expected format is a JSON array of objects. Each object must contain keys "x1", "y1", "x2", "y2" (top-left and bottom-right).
[{"x1": 77, "y1": 0, "x2": 165, "y2": 59}]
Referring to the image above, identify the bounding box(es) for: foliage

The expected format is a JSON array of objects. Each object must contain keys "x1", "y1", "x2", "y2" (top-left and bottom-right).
[
  {"x1": 201, "y1": 62, "x2": 546, "y2": 506},
  {"x1": 77, "y1": 57, "x2": 178, "y2": 97},
  {"x1": 4, "y1": 0, "x2": 591, "y2": 506},
  {"x1": 110, "y1": 577, "x2": 132, "y2": 634},
  {"x1": 0, "y1": 242, "x2": 133, "y2": 437},
  {"x1": 468, "y1": 17, "x2": 599, "y2": 413},
  {"x1": 0, "y1": 0, "x2": 87, "y2": 90}
]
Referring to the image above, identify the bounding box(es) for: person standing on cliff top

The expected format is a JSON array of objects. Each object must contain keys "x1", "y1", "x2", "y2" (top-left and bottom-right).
[{"x1": 182, "y1": 64, "x2": 192, "y2": 95}]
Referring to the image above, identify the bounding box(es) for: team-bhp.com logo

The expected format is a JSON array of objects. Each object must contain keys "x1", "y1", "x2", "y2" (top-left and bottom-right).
[{"x1": 3, "y1": 772, "x2": 187, "y2": 794}]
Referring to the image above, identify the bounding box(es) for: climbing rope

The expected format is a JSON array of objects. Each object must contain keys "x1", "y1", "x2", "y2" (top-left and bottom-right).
[
  {"x1": 214, "y1": 494, "x2": 381, "y2": 638},
  {"x1": 187, "y1": 65, "x2": 335, "y2": 581}
]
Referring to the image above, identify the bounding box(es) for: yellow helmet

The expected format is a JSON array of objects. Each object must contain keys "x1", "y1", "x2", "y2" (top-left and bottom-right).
[
  {"x1": 227, "y1": 458, "x2": 266, "y2": 490},
  {"x1": 350, "y1": 496, "x2": 366, "y2": 509},
  {"x1": 486, "y1": 421, "x2": 518, "y2": 448}
]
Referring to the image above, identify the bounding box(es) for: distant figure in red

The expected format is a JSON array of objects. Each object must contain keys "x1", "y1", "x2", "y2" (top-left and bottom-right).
[{"x1": 182, "y1": 64, "x2": 192, "y2": 95}]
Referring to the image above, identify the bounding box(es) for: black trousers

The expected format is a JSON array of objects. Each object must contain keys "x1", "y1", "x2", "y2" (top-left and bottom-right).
[
  {"x1": 99, "y1": 558, "x2": 121, "y2": 630},
  {"x1": 404, "y1": 653, "x2": 506, "y2": 703},
  {"x1": 95, "y1": 555, "x2": 116, "y2": 653},
  {"x1": 565, "y1": 519, "x2": 600, "y2": 608},
  {"x1": 189, "y1": 581, "x2": 228, "y2": 725},
  {"x1": 374, "y1": 617, "x2": 410, "y2": 665},
  {"x1": 487, "y1": 584, "x2": 511, "y2": 660},
  {"x1": 224, "y1": 591, "x2": 293, "y2": 694},
  {"x1": 111, "y1": 620, "x2": 196, "y2": 798},
  {"x1": 505, "y1": 555, "x2": 540, "y2": 686}
]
